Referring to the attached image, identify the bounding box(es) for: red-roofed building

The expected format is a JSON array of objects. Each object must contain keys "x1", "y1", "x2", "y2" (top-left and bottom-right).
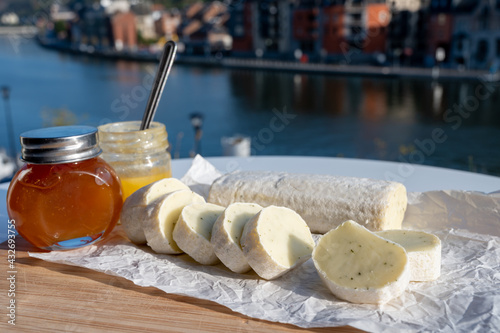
[{"x1": 111, "y1": 11, "x2": 137, "y2": 51}]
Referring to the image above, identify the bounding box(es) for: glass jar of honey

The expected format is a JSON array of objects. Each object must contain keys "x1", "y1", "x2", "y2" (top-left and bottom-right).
[
  {"x1": 98, "y1": 121, "x2": 172, "y2": 200},
  {"x1": 7, "y1": 126, "x2": 123, "y2": 250}
]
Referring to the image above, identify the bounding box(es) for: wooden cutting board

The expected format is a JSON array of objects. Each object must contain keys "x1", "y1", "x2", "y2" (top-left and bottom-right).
[{"x1": 0, "y1": 238, "x2": 364, "y2": 332}]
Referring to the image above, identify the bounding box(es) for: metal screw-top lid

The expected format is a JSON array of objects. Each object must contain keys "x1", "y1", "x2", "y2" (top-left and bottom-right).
[{"x1": 20, "y1": 126, "x2": 102, "y2": 164}]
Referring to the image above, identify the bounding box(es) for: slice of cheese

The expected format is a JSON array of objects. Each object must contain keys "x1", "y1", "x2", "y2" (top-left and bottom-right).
[
  {"x1": 143, "y1": 189, "x2": 205, "y2": 254},
  {"x1": 211, "y1": 202, "x2": 263, "y2": 273},
  {"x1": 376, "y1": 230, "x2": 441, "y2": 282},
  {"x1": 240, "y1": 205, "x2": 315, "y2": 280},
  {"x1": 173, "y1": 203, "x2": 225, "y2": 265},
  {"x1": 313, "y1": 220, "x2": 410, "y2": 304},
  {"x1": 208, "y1": 171, "x2": 407, "y2": 233},
  {"x1": 120, "y1": 178, "x2": 189, "y2": 244}
]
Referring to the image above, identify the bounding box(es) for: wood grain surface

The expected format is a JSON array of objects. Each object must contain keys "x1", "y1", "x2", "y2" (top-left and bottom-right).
[{"x1": 0, "y1": 238, "x2": 365, "y2": 333}]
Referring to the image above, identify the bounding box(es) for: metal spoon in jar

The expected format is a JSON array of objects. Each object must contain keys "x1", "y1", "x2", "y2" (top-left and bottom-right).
[{"x1": 140, "y1": 41, "x2": 177, "y2": 130}]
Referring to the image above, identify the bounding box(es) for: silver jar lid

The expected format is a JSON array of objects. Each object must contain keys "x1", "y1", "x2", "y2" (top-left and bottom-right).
[{"x1": 20, "y1": 126, "x2": 102, "y2": 164}]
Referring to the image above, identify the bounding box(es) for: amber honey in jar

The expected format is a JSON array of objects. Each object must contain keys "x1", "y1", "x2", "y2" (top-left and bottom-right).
[
  {"x1": 98, "y1": 121, "x2": 172, "y2": 200},
  {"x1": 7, "y1": 126, "x2": 123, "y2": 250}
]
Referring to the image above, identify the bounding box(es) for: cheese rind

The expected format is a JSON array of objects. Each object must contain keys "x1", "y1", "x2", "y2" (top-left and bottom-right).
[
  {"x1": 143, "y1": 190, "x2": 205, "y2": 254},
  {"x1": 208, "y1": 171, "x2": 407, "y2": 233},
  {"x1": 376, "y1": 230, "x2": 441, "y2": 281},
  {"x1": 313, "y1": 220, "x2": 410, "y2": 304},
  {"x1": 173, "y1": 203, "x2": 225, "y2": 265},
  {"x1": 211, "y1": 202, "x2": 263, "y2": 273},
  {"x1": 120, "y1": 178, "x2": 189, "y2": 244},
  {"x1": 240, "y1": 205, "x2": 315, "y2": 280}
]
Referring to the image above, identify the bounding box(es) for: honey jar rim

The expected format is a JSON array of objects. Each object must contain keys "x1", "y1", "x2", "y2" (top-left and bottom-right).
[{"x1": 20, "y1": 125, "x2": 102, "y2": 164}]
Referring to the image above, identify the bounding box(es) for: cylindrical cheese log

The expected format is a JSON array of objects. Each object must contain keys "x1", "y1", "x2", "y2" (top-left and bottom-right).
[{"x1": 208, "y1": 171, "x2": 408, "y2": 234}]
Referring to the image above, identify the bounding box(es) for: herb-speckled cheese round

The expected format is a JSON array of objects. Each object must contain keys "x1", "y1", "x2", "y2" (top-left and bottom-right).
[
  {"x1": 376, "y1": 229, "x2": 441, "y2": 282},
  {"x1": 313, "y1": 220, "x2": 410, "y2": 304},
  {"x1": 211, "y1": 202, "x2": 263, "y2": 273},
  {"x1": 173, "y1": 203, "x2": 225, "y2": 265}
]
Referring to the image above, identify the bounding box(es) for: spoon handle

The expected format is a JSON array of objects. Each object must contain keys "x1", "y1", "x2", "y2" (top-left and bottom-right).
[{"x1": 140, "y1": 41, "x2": 177, "y2": 130}]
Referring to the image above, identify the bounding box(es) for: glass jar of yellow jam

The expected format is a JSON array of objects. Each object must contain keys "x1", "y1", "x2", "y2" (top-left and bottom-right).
[{"x1": 98, "y1": 121, "x2": 172, "y2": 200}]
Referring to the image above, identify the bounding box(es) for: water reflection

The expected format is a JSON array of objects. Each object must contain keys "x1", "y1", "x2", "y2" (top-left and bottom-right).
[
  {"x1": 227, "y1": 69, "x2": 500, "y2": 175},
  {"x1": 230, "y1": 69, "x2": 500, "y2": 128}
]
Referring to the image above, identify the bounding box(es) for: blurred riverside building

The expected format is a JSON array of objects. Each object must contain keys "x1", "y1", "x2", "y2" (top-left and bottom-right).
[
  {"x1": 42, "y1": 0, "x2": 500, "y2": 70},
  {"x1": 422, "y1": 0, "x2": 500, "y2": 70},
  {"x1": 387, "y1": 0, "x2": 429, "y2": 66},
  {"x1": 228, "y1": 0, "x2": 391, "y2": 63},
  {"x1": 59, "y1": 0, "x2": 168, "y2": 51},
  {"x1": 69, "y1": 1, "x2": 134, "y2": 51},
  {"x1": 451, "y1": 0, "x2": 500, "y2": 70},
  {"x1": 72, "y1": 4, "x2": 114, "y2": 49},
  {"x1": 177, "y1": 1, "x2": 232, "y2": 55},
  {"x1": 426, "y1": 0, "x2": 454, "y2": 67},
  {"x1": 228, "y1": 0, "x2": 500, "y2": 70},
  {"x1": 154, "y1": 9, "x2": 182, "y2": 42}
]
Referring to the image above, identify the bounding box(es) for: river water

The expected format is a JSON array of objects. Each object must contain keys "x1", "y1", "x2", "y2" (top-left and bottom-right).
[{"x1": 1, "y1": 37, "x2": 500, "y2": 176}]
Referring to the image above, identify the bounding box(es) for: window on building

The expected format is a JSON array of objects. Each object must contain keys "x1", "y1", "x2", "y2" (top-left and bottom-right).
[
  {"x1": 300, "y1": 40, "x2": 315, "y2": 53},
  {"x1": 476, "y1": 40, "x2": 489, "y2": 62},
  {"x1": 351, "y1": 26, "x2": 362, "y2": 35},
  {"x1": 455, "y1": 33, "x2": 466, "y2": 52},
  {"x1": 438, "y1": 14, "x2": 446, "y2": 25},
  {"x1": 480, "y1": 7, "x2": 489, "y2": 30},
  {"x1": 234, "y1": 25, "x2": 244, "y2": 37},
  {"x1": 266, "y1": 40, "x2": 279, "y2": 51}
]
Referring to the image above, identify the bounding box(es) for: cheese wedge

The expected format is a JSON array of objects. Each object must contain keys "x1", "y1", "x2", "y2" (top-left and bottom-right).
[
  {"x1": 376, "y1": 230, "x2": 441, "y2": 282},
  {"x1": 143, "y1": 190, "x2": 205, "y2": 254},
  {"x1": 173, "y1": 203, "x2": 225, "y2": 265},
  {"x1": 240, "y1": 205, "x2": 315, "y2": 280},
  {"x1": 211, "y1": 203, "x2": 263, "y2": 273},
  {"x1": 121, "y1": 178, "x2": 189, "y2": 244},
  {"x1": 313, "y1": 220, "x2": 410, "y2": 304},
  {"x1": 208, "y1": 171, "x2": 407, "y2": 233}
]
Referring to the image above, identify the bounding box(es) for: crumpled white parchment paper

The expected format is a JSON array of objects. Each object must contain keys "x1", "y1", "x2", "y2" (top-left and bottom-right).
[{"x1": 30, "y1": 155, "x2": 500, "y2": 332}]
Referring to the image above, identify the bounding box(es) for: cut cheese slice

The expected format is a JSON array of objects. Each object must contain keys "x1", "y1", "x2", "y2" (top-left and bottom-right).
[
  {"x1": 211, "y1": 202, "x2": 263, "y2": 273},
  {"x1": 143, "y1": 190, "x2": 205, "y2": 254},
  {"x1": 376, "y1": 230, "x2": 441, "y2": 282},
  {"x1": 208, "y1": 171, "x2": 407, "y2": 233},
  {"x1": 120, "y1": 178, "x2": 189, "y2": 244},
  {"x1": 313, "y1": 220, "x2": 410, "y2": 304},
  {"x1": 240, "y1": 205, "x2": 315, "y2": 280},
  {"x1": 173, "y1": 203, "x2": 225, "y2": 265}
]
